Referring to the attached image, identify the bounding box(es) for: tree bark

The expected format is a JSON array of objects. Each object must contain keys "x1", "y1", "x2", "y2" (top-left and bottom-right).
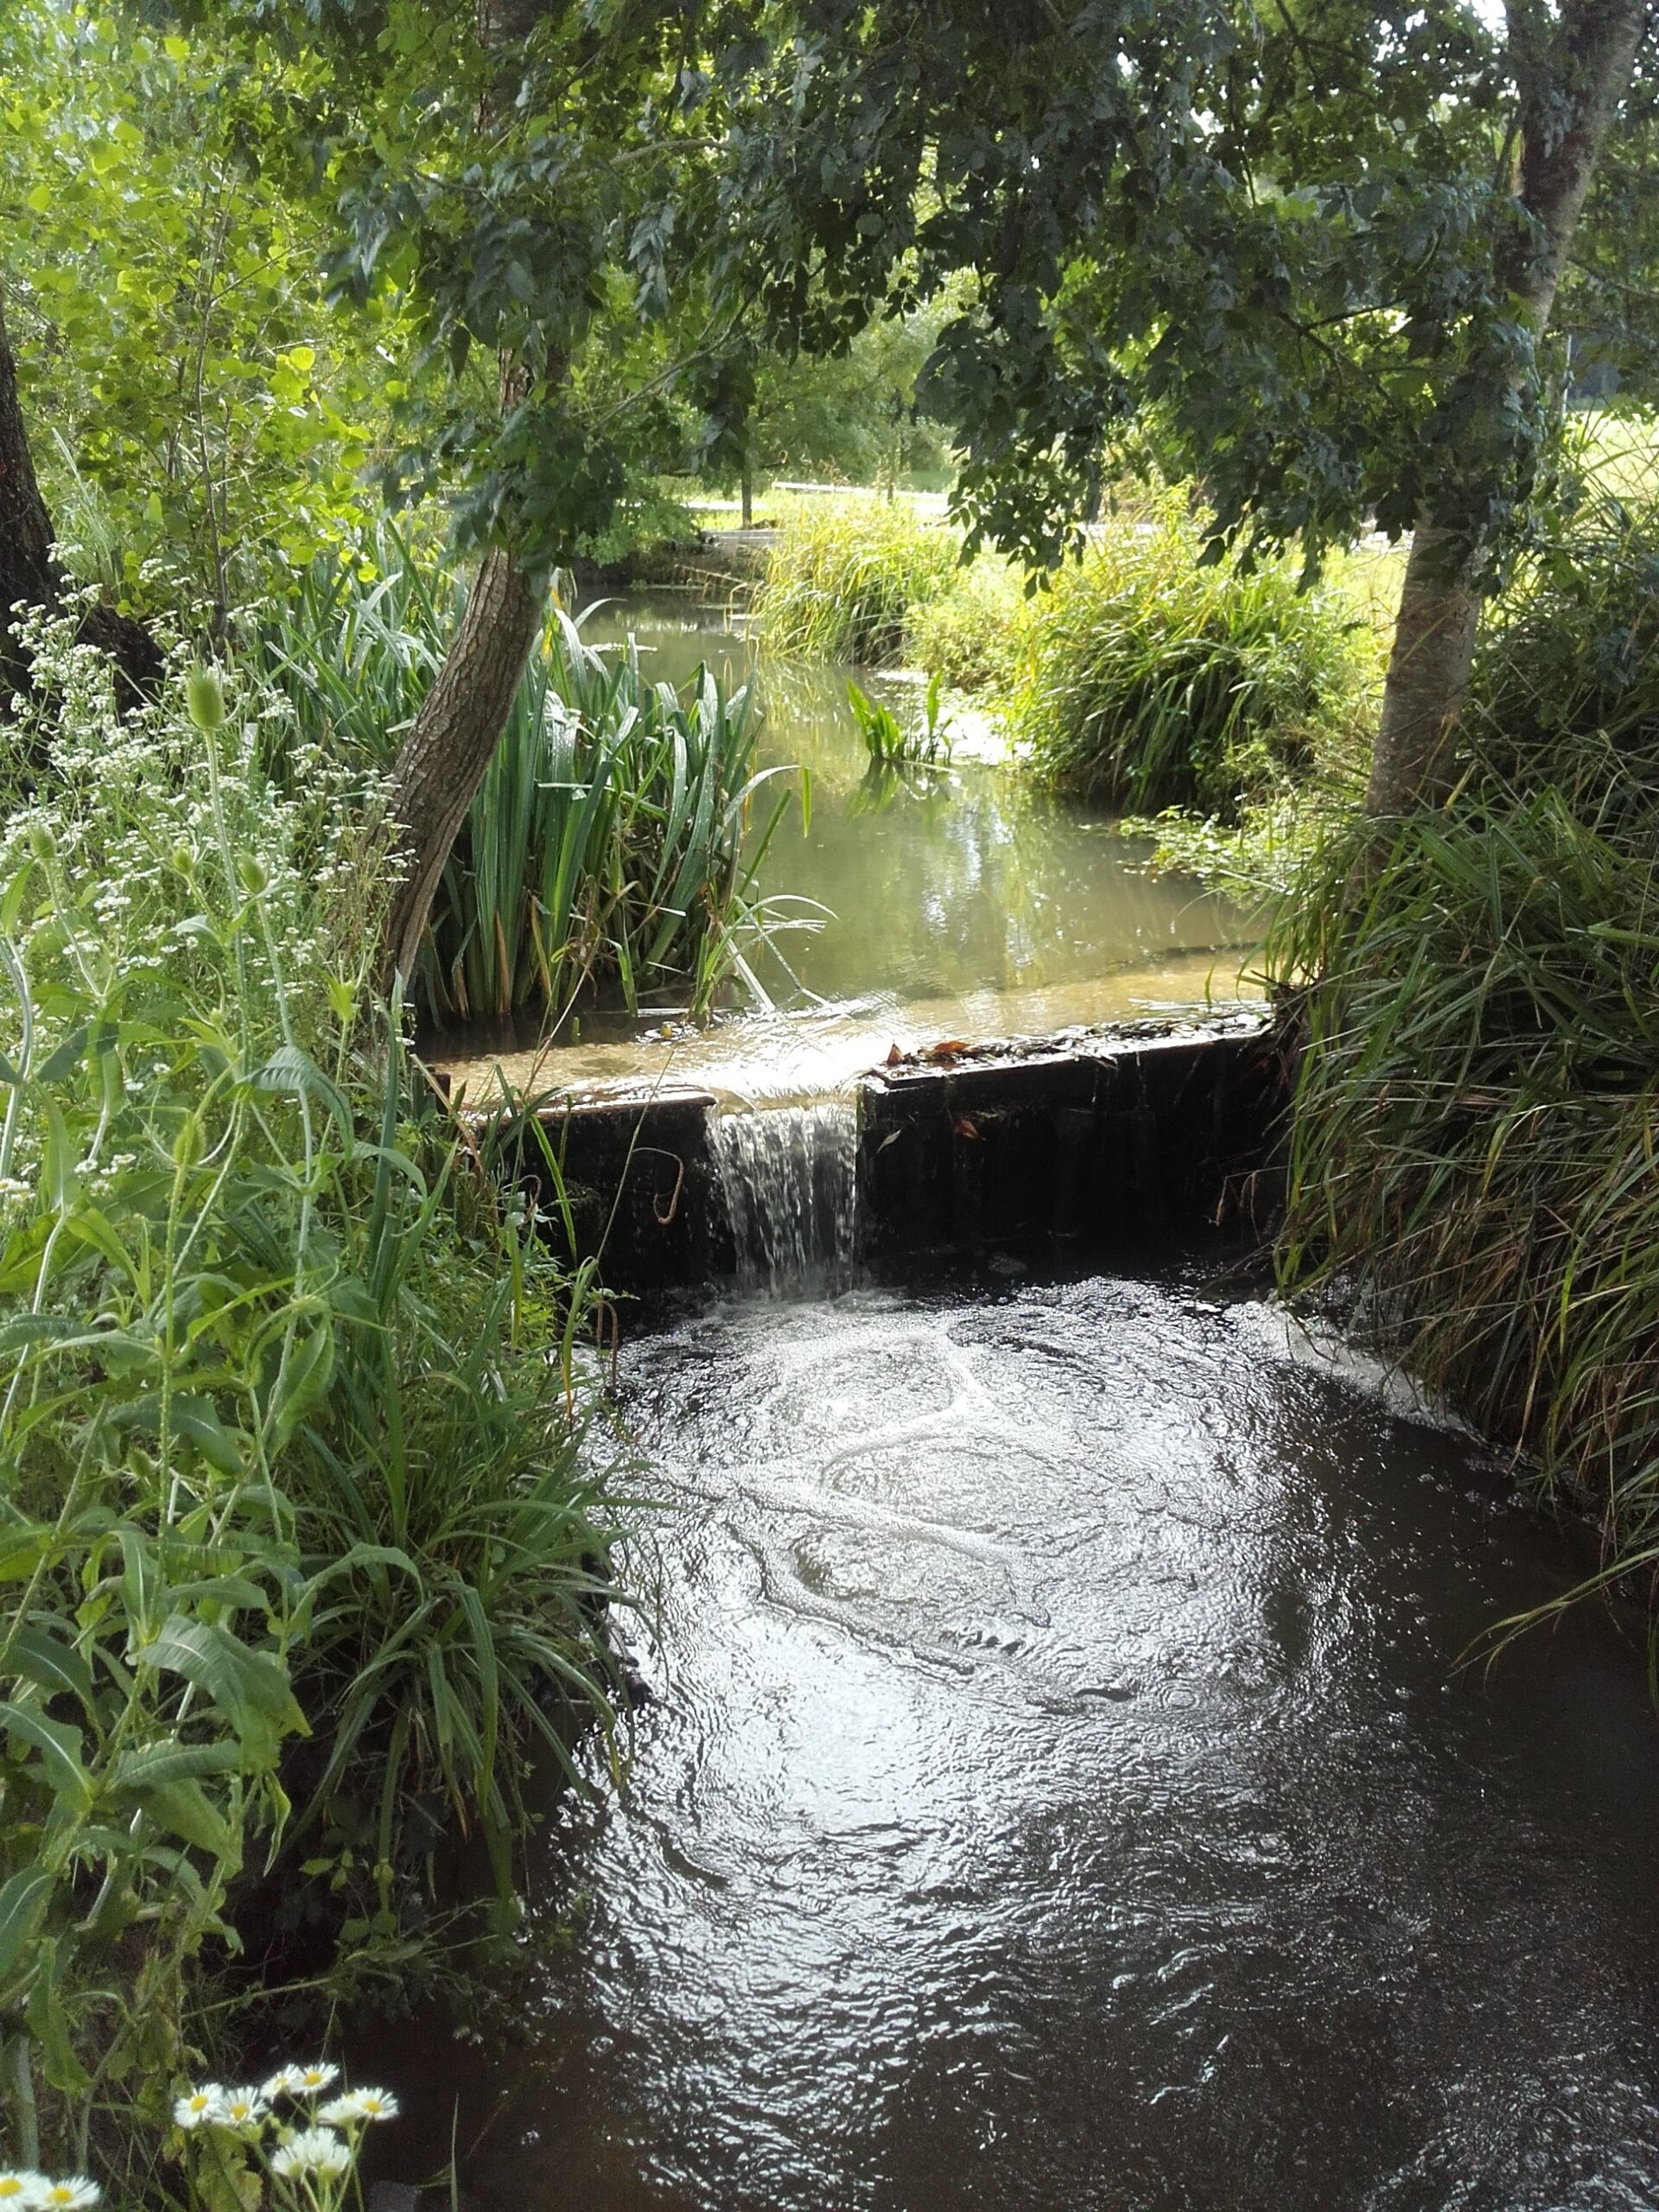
[
  {"x1": 0, "y1": 283, "x2": 161, "y2": 717},
  {"x1": 1364, "y1": 0, "x2": 1649, "y2": 813},
  {"x1": 383, "y1": 0, "x2": 557, "y2": 982}
]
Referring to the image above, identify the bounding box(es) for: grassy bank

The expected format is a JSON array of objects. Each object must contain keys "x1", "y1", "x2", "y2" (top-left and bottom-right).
[
  {"x1": 0, "y1": 608, "x2": 629, "y2": 2196},
  {"x1": 1269, "y1": 499, "x2": 1659, "y2": 1607}
]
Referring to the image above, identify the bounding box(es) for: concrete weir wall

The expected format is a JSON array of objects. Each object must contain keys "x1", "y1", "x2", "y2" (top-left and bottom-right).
[{"x1": 492, "y1": 1008, "x2": 1288, "y2": 1295}]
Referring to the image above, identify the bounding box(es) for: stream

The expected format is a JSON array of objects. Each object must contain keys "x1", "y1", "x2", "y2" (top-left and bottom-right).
[
  {"x1": 381, "y1": 1259, "x2": 1659, "y2": 2209},
  {"x1": 397, "y1": 597, "x2": 1659, "y2": 2209}
]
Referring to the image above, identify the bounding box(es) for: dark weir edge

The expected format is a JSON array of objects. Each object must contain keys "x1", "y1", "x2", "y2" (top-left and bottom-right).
[{"x1": 461, "y1": 1007, "x2": 1292, "y2": 1298}]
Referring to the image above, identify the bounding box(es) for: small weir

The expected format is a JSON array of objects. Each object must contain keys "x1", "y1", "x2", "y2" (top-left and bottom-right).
[{"x1": 711, "y1": 1098, "x2": 859, "y2": 1294}]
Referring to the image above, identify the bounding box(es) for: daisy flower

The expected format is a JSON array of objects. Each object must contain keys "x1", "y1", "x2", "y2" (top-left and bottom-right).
[
  {"x1": 174, "y1": 2086, "x2": 228, "y2": 2131},
  {"x1": 259, "y1": 2065, "x2": 306, "y2": 2101},
  {"x1": 0, "y1": 2175, "x2": 46, "y2": 2209},
  {"x1": 270, "y1": 2129, "x2": 350, "y2": 2181},
  {"x1": 216, "y1": 2087, "x2": 268, "y2": 2131},
  {"x1": 318, "y1": 2088, "x2": 399, "y2": 2126},
  {"x1": 289, "y1": 2063, "x2": 339, "y2": 2098},
  {"x1": 35, "y1": 2182, "x2": 98, "y2": 2211}
]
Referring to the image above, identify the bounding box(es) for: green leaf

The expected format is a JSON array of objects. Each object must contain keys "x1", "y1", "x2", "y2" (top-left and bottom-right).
[
  {"x1": 137, "y1": 1615, "x2": 307, "y2": 1764},
  {"x1": 4, "y1": 1624, "x2": 95, "y2": 1710},
  {"x1": 0, "y1": 1866, "x2": 54, "y2": 1985},
  {"x1": 0, "y1": 1698, "x2": 92, "y2": 1808}
]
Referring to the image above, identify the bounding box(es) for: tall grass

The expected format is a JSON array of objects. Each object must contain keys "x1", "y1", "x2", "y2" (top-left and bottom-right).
[
  {"x1": 264, "y1": 535, "x2": 804, "y2": 1030},
  {"x1": 1007, "y1": 496, "x2": 1374, "y2": 819},
  {"x1": 1270, "y1": 499, "x2": 1659, "y2": 1613},
  {"x1": 0, "y1": 607, "x2": 627, "y2": 2189},
  {"x1": 753, "y1": 497, "x2": 962, "y2": 664}
]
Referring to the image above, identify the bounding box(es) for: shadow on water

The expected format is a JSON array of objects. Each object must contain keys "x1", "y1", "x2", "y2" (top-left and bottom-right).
[{"x1": 369, "y1": 1249, "x2": 1659, "y2": 2212}]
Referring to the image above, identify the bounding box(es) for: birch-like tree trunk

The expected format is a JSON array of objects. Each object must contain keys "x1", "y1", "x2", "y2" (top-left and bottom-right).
[{"x1": 1365, "y1": 0, "x2": 1649, "y2": 813}]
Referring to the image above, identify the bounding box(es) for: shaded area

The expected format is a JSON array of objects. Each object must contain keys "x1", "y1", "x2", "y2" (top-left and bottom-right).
[{"x1": 374, "y1": 1263, "x2": 1659, "y2": 2212}]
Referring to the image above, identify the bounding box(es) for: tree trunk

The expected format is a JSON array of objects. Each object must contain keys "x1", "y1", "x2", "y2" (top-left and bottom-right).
[
  {"x1": 741, "y1": 461, "x2": 753, "y2": 530},
  {"x1": 0, "y1": 283, "x2": 160, "y2": 717},
  {"x1": 385, "y1": 539, "x2": 543, "y2": 983},
  {"x1": 383, "y1": 0, "x2": 558, "y2": 982},
  {"x1": 1364, "y1": 0, "x2": 1649, "y2": 812}
]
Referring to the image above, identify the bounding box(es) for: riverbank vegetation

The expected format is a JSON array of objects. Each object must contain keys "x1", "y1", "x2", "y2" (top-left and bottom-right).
[{"x1": 0, "y1": 615, "x2": 628, "y2": 2193}]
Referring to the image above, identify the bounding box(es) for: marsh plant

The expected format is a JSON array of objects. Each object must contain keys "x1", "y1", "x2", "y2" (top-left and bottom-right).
[
  {"x1": 753, "y1": 498, "x2": 961, "y2": 664},
  {"x1": 1270, "y1": 499, "x2": 1659, "y2": 1627},
  {"x1": 264, "y1": 533, "x2": 808, "y2": 1029},
  {"x1": 0, "y1": 612, "x2": 626, "y2": 2187}
]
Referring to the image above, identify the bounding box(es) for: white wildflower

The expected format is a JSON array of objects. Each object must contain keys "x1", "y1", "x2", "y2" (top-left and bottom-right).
[
  {"x1": 270, "y1": 2129, "x2": 350, "y2": 2181},
  {"x1": 217, "y1": 2086, "x2": 268, "y2": 2130},
  {"x1": 0, "y1": 2175, "x2": 47, "y2": 2209},
  {"x1": 174, "y1": 2084, "x2": 228, "y2": 2130},
  {"x1": 318, "y1": 2088, "x2": 399, "y2": 2126},
  {"x1": 35, "y1": 2181, "x2": 99, "y2": 2211},
  {"x1": 264, "y1": 2060, "x2": 340, "y2": 2101}
]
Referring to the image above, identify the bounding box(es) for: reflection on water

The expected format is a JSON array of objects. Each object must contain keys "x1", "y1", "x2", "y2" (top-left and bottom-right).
[
  {"x1": 437, "y1": 596, "x2": 1253, "y2": 1100},
  {"x1": 373, "y1": 1265, "x2": 1659, "y2": 2211}
]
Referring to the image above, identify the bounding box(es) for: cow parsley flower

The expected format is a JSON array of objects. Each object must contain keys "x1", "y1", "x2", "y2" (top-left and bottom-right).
[{"x1": 270, "y1": 2129, "x2": 350, "y2": 2181}]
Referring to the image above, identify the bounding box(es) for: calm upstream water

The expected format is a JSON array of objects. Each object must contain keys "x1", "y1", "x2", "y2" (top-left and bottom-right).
[
  {"x1": 440, "y1": 594, "x2": 1253, "y2": 1105},
  {"x1": 380, "y1": 1261, "x2": 1659, "y2": 2211}
]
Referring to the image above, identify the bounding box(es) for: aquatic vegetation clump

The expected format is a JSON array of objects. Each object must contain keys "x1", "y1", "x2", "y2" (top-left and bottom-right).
[
  {"x1": 1007, "y1": 496, "x2": 1375, "y2": 819},
  {"x1": 264, "y1": 530, "x2": 804, "y2": 1027},
  {"x1": 753, "y1": 497, "x2": 962, "y2": 664}
]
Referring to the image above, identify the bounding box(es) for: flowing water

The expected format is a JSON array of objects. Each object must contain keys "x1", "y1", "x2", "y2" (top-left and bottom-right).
[
  {"x1": 401, "y1": 593, "x2": 1659, "y2": 2207},
  {"x1": 379, "y1": 1261, "x2": 1659, "y2": 2211}
]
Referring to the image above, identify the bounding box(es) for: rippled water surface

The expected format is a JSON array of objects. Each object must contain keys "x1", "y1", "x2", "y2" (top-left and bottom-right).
[{"x1": 383, "y1": 1265, "x2": 1659, "y2": 2211}]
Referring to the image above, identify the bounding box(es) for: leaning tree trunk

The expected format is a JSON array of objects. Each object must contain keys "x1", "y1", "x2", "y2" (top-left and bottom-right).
[
  {"x1": 1364, "y1": 0, "x2": 1649, "y2": 813},
  {"x1": 384, "y1": 0, "x2": 558, "y2": 982},
  {"x1": 0, "y1": 283, "x2": 160, "y2": 716}
]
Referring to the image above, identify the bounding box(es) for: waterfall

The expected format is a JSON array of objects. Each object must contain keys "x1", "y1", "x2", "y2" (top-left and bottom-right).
[{"x1": 712, "y1": 1099, "x2": 859, "y2": 1294}]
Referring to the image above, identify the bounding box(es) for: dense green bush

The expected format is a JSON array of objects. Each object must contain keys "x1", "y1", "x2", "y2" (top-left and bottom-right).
[
  {"x1": 1005, "y1": 498, "x2": 1371, "y2": 818},
  {"x1": 752, "y1": 498, "x2": 962, "y2": 664},
  {"x1": 1272, "y1": 504, "x2": 1659, "y2": 1617},
  {"x1": 264, "y1": 538, "x2": 803, "y2": 1029},
  {"x1": 0, "y1": 612, "x2": 626, "y2": 2189}
]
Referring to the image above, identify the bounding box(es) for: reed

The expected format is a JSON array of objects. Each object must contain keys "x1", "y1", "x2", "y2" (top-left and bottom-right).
[
  {"x1": 1270, "y1": 498, "x2": 1659, "y2": 1618},
  {"x1": 262, "y1": 531, "x2": 806, "y2": 1030},
  {"x1": 752, "y1": 497, "x2": 961, "y2": 664}
]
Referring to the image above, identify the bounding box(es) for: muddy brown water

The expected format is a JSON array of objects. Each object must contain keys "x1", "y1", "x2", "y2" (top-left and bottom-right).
[{"x1": 376, "y1": 1258, "x2": 1659, "y2": 2212}]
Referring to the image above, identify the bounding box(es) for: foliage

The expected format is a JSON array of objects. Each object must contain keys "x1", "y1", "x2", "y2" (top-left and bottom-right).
[
  {"x1": 263, "y1": 541, "x2": 807, "y2": 1027},
  {"x1": 1271, "y1": 503, "x2": 1659, "y2": 1615},
  {"x1": 729, "y1": 1, "x2": 1652, "y2": 590},
  {"x1": 753, "y1": 498, "x2": 961, "y2": 664},
  {"x1": 0, "y1": 3, "x2": 404, "y2": 626},
  {"x1": 1005, "y1": 501, "x2": 1375, "y2": 818},
  {"x1": 902, "y1": 554, "x2": 1025, "y2": 696},
  {"x1": 0, "y1": 616, "x2": 625, "y2": 2185},
  {"x1": 845, "y1": 675, "x2": 950, "y2": 768}
]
